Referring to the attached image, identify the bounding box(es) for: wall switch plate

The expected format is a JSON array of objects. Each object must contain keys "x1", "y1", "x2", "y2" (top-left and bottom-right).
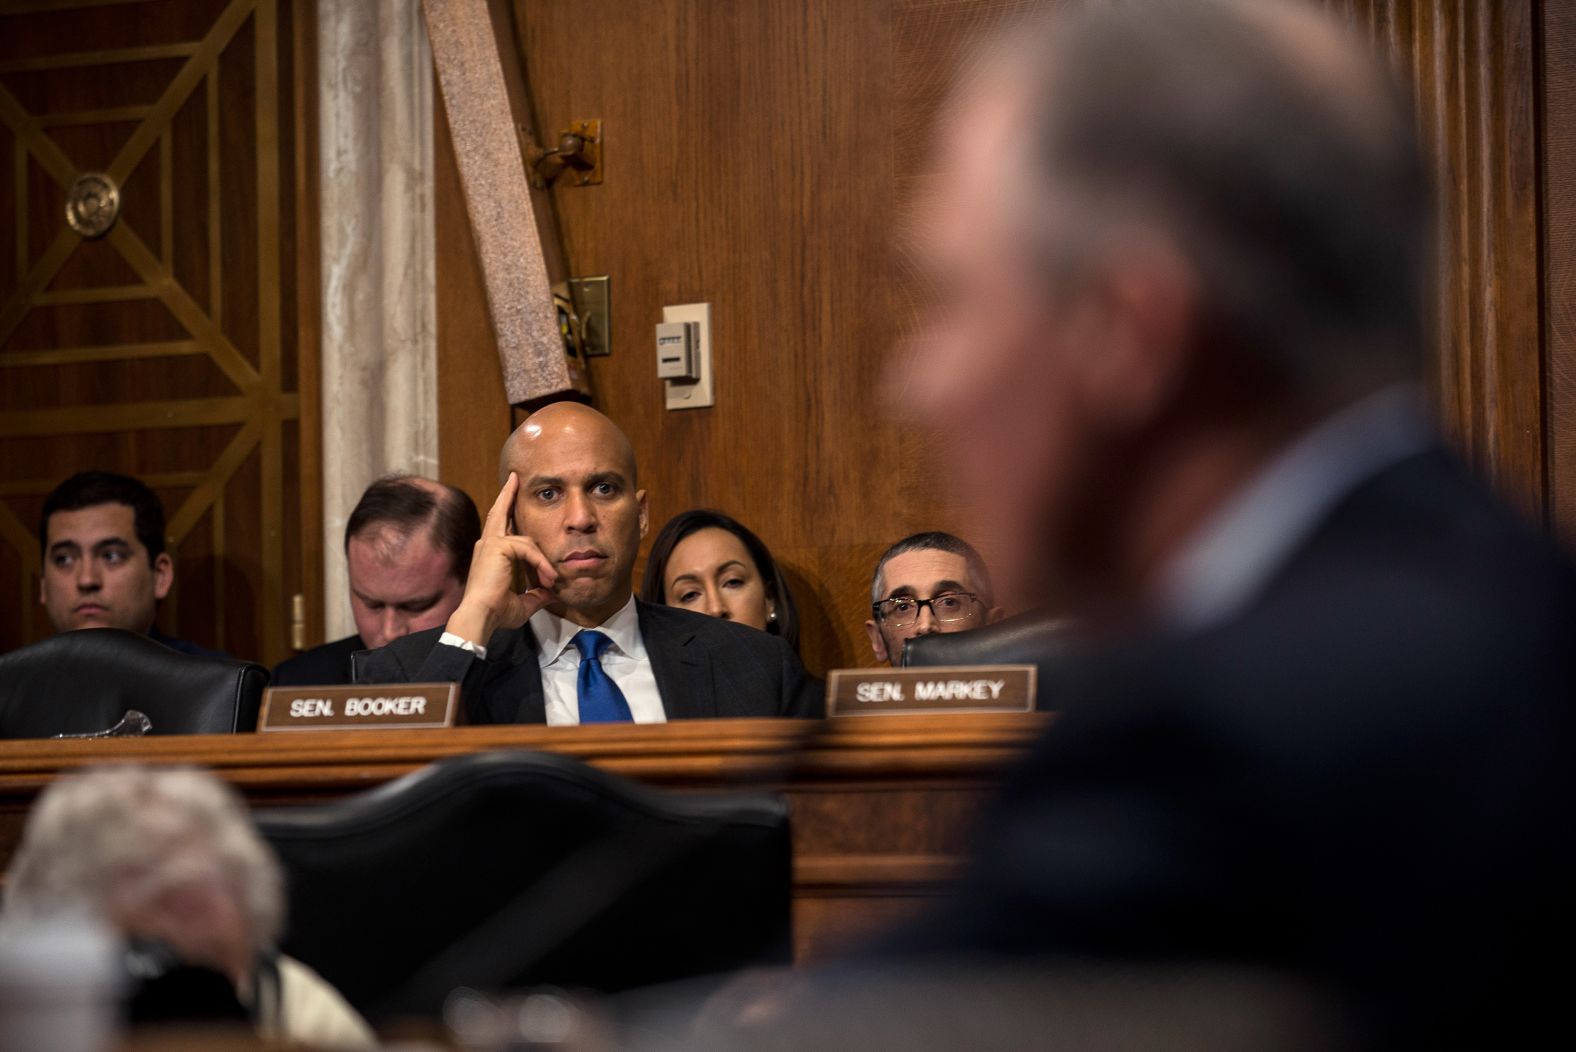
[
  {"x1": 662, "y1": 302, "x2": 714, "y2": 410},
  {"x1": 568, "y1": 275, "x2": 611, "y2": 357}
]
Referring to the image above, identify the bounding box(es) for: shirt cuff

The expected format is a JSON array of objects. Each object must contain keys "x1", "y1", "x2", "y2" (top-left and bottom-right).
[{"x1": 438, "y1": 632, "x2": 487, "y2": 661}]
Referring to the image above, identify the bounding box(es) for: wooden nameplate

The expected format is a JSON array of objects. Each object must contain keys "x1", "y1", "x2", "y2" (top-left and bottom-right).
[
  {"x1": 258, "y1": 683, "x2": 459, "y2": 732},
  {"x1": 826, "y1": 665, "x2": 1037, "y2": 717}
]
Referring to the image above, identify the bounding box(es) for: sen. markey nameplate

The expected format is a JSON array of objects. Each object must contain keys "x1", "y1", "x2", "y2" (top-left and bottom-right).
[
  {"x1": 258, "y1": 683, "x2": 459, "y2": 732},
  {"x1": 826, "y1": 665, "x2": 1037, "y2": 717}
]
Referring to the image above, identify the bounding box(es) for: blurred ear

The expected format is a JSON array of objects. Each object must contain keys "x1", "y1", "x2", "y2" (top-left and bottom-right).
[
  {"x1": 1069, "y1": 228, "x2": 1200, "y2": 436},
  {"x1": 864, "y1": 619, "x2": 891, "y2": 665},
  {"x1": 636, "y1": 489, "x2": 649, "y2": 538},
  {"x1": 985, "y1": 605, "x2": 1006, "y2": 625},
  {"x1": 152, "y1": 553, "x2": 174, "y2": 600}
]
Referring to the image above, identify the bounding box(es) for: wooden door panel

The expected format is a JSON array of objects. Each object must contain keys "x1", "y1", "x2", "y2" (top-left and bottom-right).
[
  {"x1": 0, "y1": 0, "x2": 311, "y2": 665},
  {"x1": 461, "y1": 0, "x2": 1550, "y2": 685}
]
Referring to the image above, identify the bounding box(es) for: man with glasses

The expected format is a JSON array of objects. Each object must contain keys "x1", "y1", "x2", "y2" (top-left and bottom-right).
[{"x1": 864, "y1": 532, "x2": 1003, "y2": 666}]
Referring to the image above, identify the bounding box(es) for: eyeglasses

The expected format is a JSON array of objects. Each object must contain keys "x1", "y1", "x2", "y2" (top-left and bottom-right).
[{"x1": 872, "y1": 591, "x2": 981, "y2": 628}]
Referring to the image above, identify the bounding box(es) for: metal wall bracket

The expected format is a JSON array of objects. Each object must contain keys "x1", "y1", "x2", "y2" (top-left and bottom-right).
[{"x1": 525, "y1": 119, "x2": 603, "y2": 188}]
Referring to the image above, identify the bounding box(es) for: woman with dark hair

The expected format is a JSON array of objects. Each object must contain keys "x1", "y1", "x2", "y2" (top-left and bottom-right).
[{"x1": 640, "y1": 509, "x2": 800, "y2": 653}]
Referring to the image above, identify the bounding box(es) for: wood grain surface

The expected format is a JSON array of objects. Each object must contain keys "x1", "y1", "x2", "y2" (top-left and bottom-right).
[
  {"x1": 0, "y1": 712, "x2": 1047, "y2": 961},
  {"x1": 0, "y1": 0, "x2": 319, "y2": 664},
  {"x1": 431, "y1": 0, "x2": 1572, "y2": 681},
  {"x1": 1541, "y1": 0, "x2": 1576, "y2": 546}
]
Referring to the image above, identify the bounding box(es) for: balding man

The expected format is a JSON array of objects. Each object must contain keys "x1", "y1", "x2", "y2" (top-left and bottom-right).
[
  {"x1": 355, "y1": 404, "x2": 820, "y2": 723},
  {"x1": 836, "y1": 0, "x2": 1576, "y2": 1046},
  {"x1": 272, "y1": 476, "x2": 480, "y2": 686}
]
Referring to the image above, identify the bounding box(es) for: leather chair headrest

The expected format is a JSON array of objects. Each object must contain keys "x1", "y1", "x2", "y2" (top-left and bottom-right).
[
  {"x1": 256, "y1": 750, "x2": 793, "y2": 1020},
  {"x1": 902, "y1": 608, "x2": 1072, "y2": 672},
  {"x1": 0, "y1": 629, "x2": 266, "y2": 737}
]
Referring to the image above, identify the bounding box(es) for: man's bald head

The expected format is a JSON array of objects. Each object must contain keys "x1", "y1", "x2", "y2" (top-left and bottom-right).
[
  {"x1": 499, "y1": 402, "x2": 649, "y2": 625},
  {"x1": 500, "y1": 402, "x2": 637, "y2": 487}
]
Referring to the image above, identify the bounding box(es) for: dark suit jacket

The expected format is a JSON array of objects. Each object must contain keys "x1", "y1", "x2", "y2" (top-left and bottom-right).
[
  {"x1": 271, "y1": 634, "x2": 365, "y2": 686},
  {"x1": 353, "y1": 600, "x2": 822, "y2": 723},
  {"x1": 882, "y1": 449, "x2": 1576, "y2": 1046}
]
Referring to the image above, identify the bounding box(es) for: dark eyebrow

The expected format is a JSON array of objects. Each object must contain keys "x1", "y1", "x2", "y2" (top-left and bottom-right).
[
  {"x1": 585, "y1": 471, "x2": 627, "y2": 488},
  {"x1": 884, "y1": 579, "x2": 967, "y2": 601},
  {"x1": 673, "y1": 559, "x2": 749, "y2": 592},
  {"x1": 523, "y1": 475, "x2": 566, "y2": 490},
  {"x1": 49, "y1": 537, "x2": 131, "y2": 554}
]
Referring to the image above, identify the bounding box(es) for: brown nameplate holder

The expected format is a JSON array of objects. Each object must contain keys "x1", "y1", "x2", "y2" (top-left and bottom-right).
[
  {"x1": 258, "y1": 684, "x2": 459, "y2": 732},
  {"x1": 826, "y1": 665, "x2": 1037, "y2": 717}
]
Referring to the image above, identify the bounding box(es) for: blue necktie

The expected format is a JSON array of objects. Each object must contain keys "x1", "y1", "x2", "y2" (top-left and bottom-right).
[{"x1": 572, "y1": 630, "x2": 634, "y2": 723}]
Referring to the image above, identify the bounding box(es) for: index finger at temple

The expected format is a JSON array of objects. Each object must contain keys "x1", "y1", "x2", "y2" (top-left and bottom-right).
[{"x1": 485, "y1": 472, "x2": 518, "y2": 535}]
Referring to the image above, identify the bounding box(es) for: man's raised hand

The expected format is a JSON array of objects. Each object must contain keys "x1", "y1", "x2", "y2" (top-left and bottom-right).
[{"x1": 443, "y1": 472, "x2": 557, "y2": 646}]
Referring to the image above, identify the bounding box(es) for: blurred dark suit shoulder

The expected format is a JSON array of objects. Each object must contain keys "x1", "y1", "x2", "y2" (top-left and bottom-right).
[
  {"x1": 271, "y1": 634, "x2": 364, "y2": 686},
  {"x1": 354, "y1": 600, "x2": 822, "y2": 723},
  {"x1": 891, "y1": 449, "x2": 1576, "y2": 1043}
]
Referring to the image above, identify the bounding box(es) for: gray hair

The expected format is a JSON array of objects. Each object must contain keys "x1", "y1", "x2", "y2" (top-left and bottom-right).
[
  {"x1": 871, "y1": 531, "x2": 996, "y2": 608},
  {"x1": 986, "y1": 0, "x2": 1434, "y2": 400},
  {"x1": 3, "y1": 766, "x2": 285, "y2": 952}
]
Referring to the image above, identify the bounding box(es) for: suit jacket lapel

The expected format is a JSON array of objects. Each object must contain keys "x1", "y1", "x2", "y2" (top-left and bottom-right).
[
  {"x1": 638, "y1": 601, "x2": 716, "y2": 720},
  {"x1": 476, "y1": 625, "x2": 547, "y2": 724}
]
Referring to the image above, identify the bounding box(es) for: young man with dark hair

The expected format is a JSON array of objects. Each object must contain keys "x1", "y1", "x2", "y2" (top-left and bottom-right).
[
  {"x1": 271, "y1": 475, "x2": 480, "y2": 686},
  {"x1": 37, "y1": 471, "x2": 221, "y2": 657},
  {"x1": 864, "y1": 531, "x2": 1004, "y2": 666}
]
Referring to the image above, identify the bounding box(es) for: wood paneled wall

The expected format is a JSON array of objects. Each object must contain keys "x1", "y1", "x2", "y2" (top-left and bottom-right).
[
  {"x1": 1542, "y1": 0, "x2": 1576, "y2": 546},
  {"x1": 0, "y1": 0, "x2": 321, "y2": 664},
  {"x1": 1327, "y1": 0, "x2": 1545, "y2": 520},
  {"x1": 437, "y1": 0, "x2": 1040, "y2": 676},
  {"x1": 435, "y1": 0, "x2": 1576, "y2": 676}
]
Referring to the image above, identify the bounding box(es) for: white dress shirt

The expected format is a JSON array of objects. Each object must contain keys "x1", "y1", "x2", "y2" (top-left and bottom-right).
[
  {"x1": 1155, "y1": 385, "x2": 1433, "y2": 633},
  {"x1": 527, "y1": 595, "x2": 667, "y2": 726}
]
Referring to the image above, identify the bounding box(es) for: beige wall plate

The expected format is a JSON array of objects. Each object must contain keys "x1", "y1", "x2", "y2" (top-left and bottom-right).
[{"x1": 662, "y1": 302, "x2": 714, "y2": 410}]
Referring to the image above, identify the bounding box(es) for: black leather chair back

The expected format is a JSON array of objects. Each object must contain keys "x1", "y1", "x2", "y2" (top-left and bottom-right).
[
  {"x1": 255, "y1": 750, "x2": 792, "y2": 1022},
  {"x1": 0, "y1": 629, "x2": 265, "y2": 738},
  {"x1": 903, "y1": 609, "x2": 1072, "y2": 681}
]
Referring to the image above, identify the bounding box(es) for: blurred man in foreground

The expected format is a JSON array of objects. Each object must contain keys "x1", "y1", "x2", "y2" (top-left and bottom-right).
[
  {"x1": 864, "y1": 532, "x2": 1003, "y2": 665},
  {"x1": 37, "y1": 471, "x2": 222, "y2": 657},
  {"x1": 699, "y1": 1, "x2": 1574, "y2": 1047},
  {"x1": 357, "y1": 403, "x2": 820, "y2": 723},
  {"x1": 272, "y1": 475, "x2": 479, "y2": 685},
  {"x1": 3, "y1": 765, "x2": 373, "y2": 1048}
]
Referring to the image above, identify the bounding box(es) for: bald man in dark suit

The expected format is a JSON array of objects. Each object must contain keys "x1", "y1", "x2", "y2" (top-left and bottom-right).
[{"x1": 355, "y1": 404, "x2": 819, "y2": 724}]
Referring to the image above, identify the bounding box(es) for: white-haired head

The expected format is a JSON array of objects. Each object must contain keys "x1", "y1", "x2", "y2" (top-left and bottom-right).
[{"x1": 4, "y1": 765, "x2": 285, "y2": 968}]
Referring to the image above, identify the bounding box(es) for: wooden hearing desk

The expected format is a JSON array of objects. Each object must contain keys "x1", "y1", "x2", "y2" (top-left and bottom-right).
[{"x1": 0, "y1": 713, "x2": 1047, "y2": 962}]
